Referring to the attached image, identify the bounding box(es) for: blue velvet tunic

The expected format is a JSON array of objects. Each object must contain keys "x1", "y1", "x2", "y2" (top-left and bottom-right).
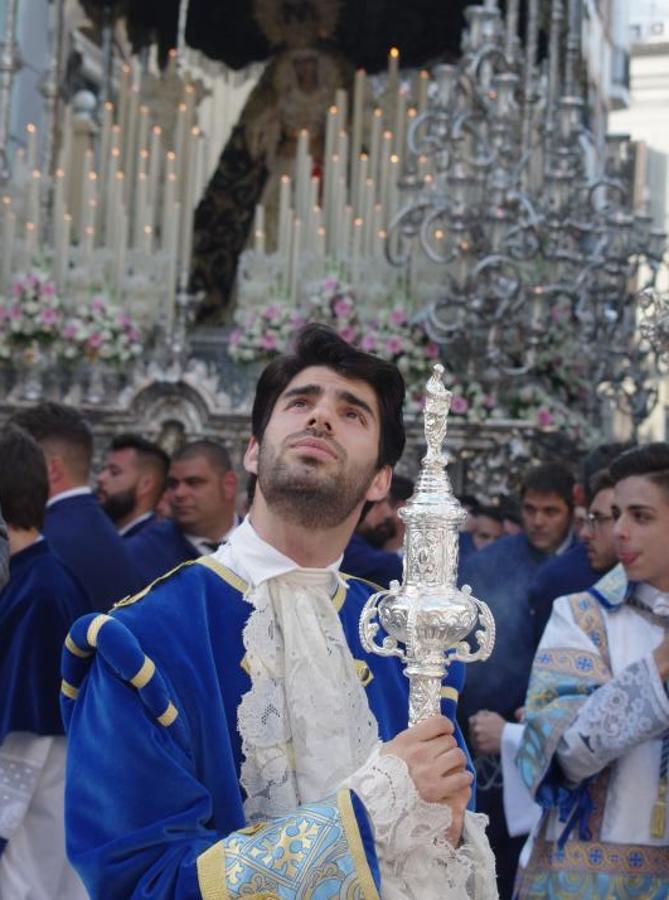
[
  {"x1": 126, "y1": 518, "x2": 200, "y2": 586},
  {"x1": 62, "y1": 558, "x2": 471, "y2": 899}
]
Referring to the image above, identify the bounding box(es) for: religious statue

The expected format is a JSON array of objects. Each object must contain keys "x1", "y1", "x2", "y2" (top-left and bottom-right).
[{"x1": 190, "y1": 0, "x2": 352, "y2": 323}]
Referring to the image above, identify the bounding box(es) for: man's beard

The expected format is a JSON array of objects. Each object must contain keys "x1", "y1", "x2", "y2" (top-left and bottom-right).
[
  {"x1": 100, "y1": 486, "x2": 137, "y2": 524},
  {"x1": 359, "y1": 517, "x2": 397, "y2": 549},
  {"x1": 257, "y1": 429, "x2": 378, "y2": 529}
]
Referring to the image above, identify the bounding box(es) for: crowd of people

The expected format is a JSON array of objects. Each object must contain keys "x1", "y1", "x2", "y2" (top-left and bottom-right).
[{"x1": 1, "y1": 323, "x2": 668, "y2": 898}]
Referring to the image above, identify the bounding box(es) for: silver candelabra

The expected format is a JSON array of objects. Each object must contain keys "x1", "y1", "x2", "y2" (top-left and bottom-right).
[{"x1": 360, "y1": 364, "x2": 495, "y2": 725}]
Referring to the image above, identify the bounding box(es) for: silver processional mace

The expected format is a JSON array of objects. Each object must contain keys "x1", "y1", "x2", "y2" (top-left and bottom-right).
[{"x1": 359, "y1": 364, "x2": 495, "y2": 726}]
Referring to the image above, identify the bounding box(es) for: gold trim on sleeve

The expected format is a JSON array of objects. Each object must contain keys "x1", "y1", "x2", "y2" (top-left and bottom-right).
[
  {"x1": 156, "y1": 701, "x2": 178, "y2": 727},
  {"x1": 61, "y1": 679, "x2": 79, "y2": 700},
  {"x1": 65, "y1": 633, "x2": 92, "y2": 659},
  {"x1": 196, "y1": 840, "x2": 230, "y2": 900},
  {"x1": 130, "y1": 656, "x2": 156, "y2": 689},
  {"x1": 337, "y1": 789, "x2": 381, "y2": 899},
  {"x1": 86, "y1": 614, "x2": 112, "y2": 648},
  {"x1": 441, "y1": 686, "x2": 459, "y2": 703}
]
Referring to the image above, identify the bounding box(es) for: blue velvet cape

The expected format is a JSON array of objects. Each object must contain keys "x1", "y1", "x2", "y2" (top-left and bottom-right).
[
  {"x1": 0, "y1": 539, "x2": 89, "y2": 744},
  {"x1": 62, "y1": 558, "x2": 471, "y2": 899},
  {"x1": 126, "y1": 518, "x2": 200, "y2": 586},
  {"x1": 44, "y1": 493, "x2": 140, "y2": 612}
]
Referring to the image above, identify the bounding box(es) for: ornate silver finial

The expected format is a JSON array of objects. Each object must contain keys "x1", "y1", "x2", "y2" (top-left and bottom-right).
[{"x1": 359, "y1": 364, "x2": 495, "y2": 726}]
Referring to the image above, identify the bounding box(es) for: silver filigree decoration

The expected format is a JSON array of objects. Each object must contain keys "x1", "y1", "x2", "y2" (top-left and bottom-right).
[{"x1": 359, "y1": 363, "x2": 495, "y2": 726}]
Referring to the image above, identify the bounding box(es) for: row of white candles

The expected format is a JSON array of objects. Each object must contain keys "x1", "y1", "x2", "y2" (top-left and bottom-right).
[
  {"x1": 3, "y1": 61, "x2": 211, "y2": 305},
  {"x1": 252, "y1": 49, "x2": 431, "y2": 299}
]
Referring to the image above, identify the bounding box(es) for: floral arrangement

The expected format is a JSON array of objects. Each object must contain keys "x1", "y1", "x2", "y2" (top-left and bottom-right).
[
  {"x1": 228, "y1": 303, "x2": 307, "y2": 363},
  {"x1": 0, "y1": 275, "x2": 144, "y2": 369},
  {"x1": 61, "y1": 293, "x2": 143, "y2": 366},
  {"x1": 0, "y1": 271, "x2": 62, "y2": 359}
]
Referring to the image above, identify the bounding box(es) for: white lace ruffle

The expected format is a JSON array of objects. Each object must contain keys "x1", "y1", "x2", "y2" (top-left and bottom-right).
[
  {"x1": 347, "y1": 747, "x2": 498, "y2": 899},
  {"x1": 238, "y1": 570, "x2": 380, "y2": 821}
]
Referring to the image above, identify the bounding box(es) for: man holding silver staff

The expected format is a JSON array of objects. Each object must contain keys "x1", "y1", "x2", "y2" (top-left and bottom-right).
[{"x1": 62, "y1": 325, "x2": 496, "y2": 899}]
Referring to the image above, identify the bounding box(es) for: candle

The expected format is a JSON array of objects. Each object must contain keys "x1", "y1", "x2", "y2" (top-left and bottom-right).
[
  {"x1": 339, "y1": 204, "x2": 353, "y2": 264},
  {"x1": 53, "y1": 168, "x2": 66, "y2": 233},
  {"x1": 82, "y1": 225, "x2": 95, "y2": 261},
  {"x1": 393, "y1": 89, "x2": 407, "y2": 159},
  {"x1": 54, "y1": 213, "x2": 71, "y2": 289},
  {"x1": 289, "y1": 217, "x2": 302, "y2": 303},
  {"x1": 114, "y1": 209, "x2": 128, "y2": 295},
  {"x1": 28, "y1": 170, "x2": 41, "y2": 236},
  {"x1": 335, "y1": 89, "x2": 348, "y2": 129},
  {"x1": 166, "y1": 200, "x2": 179, "y2": 330},
  {"x1": 161, "y1": 173, "x2": 177, "y2": 251},
  {"x1": 355, "y1": 153, "x2": 369, "y2": 217},
  {"x1": 174, "y1": 102, "x2": 188, "y2": 168},
  {"x1": 143, "y1": 224, "x2": 153, "y2": 254},
  {"x1": 2, "y1": 201, "x2": 15, "y2": 288},
  {"x1": 417, "y1": 70, "x2": 430, "y2": 118},
  {"x1": 324, "y1": 106, "x2": 338, "y2": 168},
  {"x1": 99, "y1": 101, "x2": 113, "y2": 173},
  {"x1": 78, "y1": 150, "x2": 92, "y2": 233},
  {"x1": 25, "y1": 221, "x2": 37, "y2": 261},
  {"x1": 295, "y1": 129, "x2": 311, "y2": 222},
  {"x1": 26, "y1": 123, "x2": 38, "y2": 171},
  {"x1": 388, "y1": 47, "x2": 400, "y2": 104},
  {"x1": 148, "y1": 125, "x2": 162, "y2": 210},
  {"x1": 363, "y1": 177, "x2": 375, "y2": 254},
  {"x1": 315, "y1": 225, "x2": 326, "y2": 260},
  {"x1": 135, "y1": 172, "x2": 148, "y2": 246},
  {"x1": 137, "y1": 105, "x2": 150, "y2": 157},
  {"x1": 165, "y1": 151, "x2": 177, "y2": 179},
  {"x1": 105, "y1": 148, "x2": 120, "y2": 243},
  {"x1": 351, "y1": 70, "x2": 366, "y2": 175},
  {"x1": 254, "y1": 227, "x2": 265, "y2": 254},
  {"x1": 351, "y1": 216, "x2": 363, "y2": 286},
  {"x1": 369, "y1": 108, "x2": 383, "y2": 191},
  {"x1": 123, "y1": 87, "x2": 139, "y2": 202},
  {"x1": 379, "y1": 130, "x2": 393, "y2": 211},
  {"x1": 278, "y1": 175, "x2": 291, "y2": 259}
]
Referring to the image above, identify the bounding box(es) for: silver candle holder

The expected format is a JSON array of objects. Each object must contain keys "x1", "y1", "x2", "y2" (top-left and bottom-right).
[{"x1": 359, "y1": 364, "x2": 495, "y2": 725}]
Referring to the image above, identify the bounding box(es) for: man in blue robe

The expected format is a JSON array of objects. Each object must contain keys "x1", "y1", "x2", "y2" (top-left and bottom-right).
[
  {"x1": 0, "y1": 505, "x2": 7, "y2": 591},
  {"x1": 63, "y1": 325, "x2": 496, "y2": 899},
  {"x1": 10, "y1": 402, "x2": 140, "y2": 612},
  {"x1": 96, "y1": 433, "x2": 170, "y2": 538},
  {"x1": 127, "y1": 439, "x2": 238, "y2": 585},
  {"x1": 341, "y1": 494, "x2": 404, "y2": 587},
  {"x1": 459, "y1": 463, "x2": 575, "y2": 899},
  {"x1": 0, "y1": 425, "x2": 88, "y2": 898}
]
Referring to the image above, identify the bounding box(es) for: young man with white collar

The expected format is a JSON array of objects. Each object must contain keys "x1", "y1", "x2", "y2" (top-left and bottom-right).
[
  {"x1": 515, "y1": 444, "x2": 669, "y2": 897},
  {"x1": 10, "y1": 402, "x2": 139, "y2": 611},
  {"x1": 62, "y1": 325, "x2": 497, "y2": 899}
]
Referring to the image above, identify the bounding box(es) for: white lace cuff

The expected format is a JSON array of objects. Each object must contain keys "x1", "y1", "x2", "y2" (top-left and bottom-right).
[
  {"x1": 346, "y1": 747, "x2": 498, "y2": 899},
  {"x1": 557, "y1": 654, "x2": 669, "y2": 784}
]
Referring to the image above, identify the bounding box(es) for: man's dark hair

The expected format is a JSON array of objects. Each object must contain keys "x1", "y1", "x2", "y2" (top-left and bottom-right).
[
  {"x1": 389, "y1": 474, "x2": 414, "y2": 505},
  {"x1": 609, "y1": 443, "x2": 669, "y2": 496},
  {"x1": 588, "y1": 468, "x2": 615, "y2": 501},
  {"x1": 520, "y1": 462, "x2": 575, "y2": 509},
  {"x1": 0, "y1": 426, "x2": 49, "y2": 529},
  {"x1": 457, "y1": 494, "x2": 480, "y2": 515},
  {"x1": 583, "y1": 441, "x2": 635, "y2": 489},
  {"x1": 9, "y1": 401, "x2": 93, "y2": 480},
  {"x1": 498, "y1": 494, "x2": 522, "y2": 525},
  {"x1": 110, "y1": 433, "x2": 170, "y2": 490},
  {"x1": 477, "y1": 504, "x2": 504, "y2": 523},
  {"x1": 172, "y1": 438, "x2": 232, "y2": 473},
  {"x1": 252, "y1": 324, "x2": 406, "y2": 469}
]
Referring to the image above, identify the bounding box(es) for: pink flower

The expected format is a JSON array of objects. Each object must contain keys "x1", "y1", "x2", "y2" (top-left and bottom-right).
[
  {"x1": 338, "y1": 325, "x2": 357, "y2": 343},
  {"x1": 9, "y1": 305, "x2": 22, "y2": 321},
  {"x1": 290, "y1": 312, "x2": 306, "y2": 328},
  {"x1": 425, "y1": 342, "x2": 439, "y2": 359},
  {"x1": 451, "y1": 395, "x2": 469, "y2": 414},
  {"x1": 118, "y1": 312, "x2": 132, "y2": 328},
  {"x1": 26, "y1": 274, "x2": 39, "y2": 287},
  {"x1": 62, "y1": 322, "x2": 78, "y2": 340},
  {"x1": 333, "y1": 297, "x2": 353, "y2": 318},
  {"x1": 385, "y1": 336, "x2": 404, "y2": 355},
  {"x1": 40, "y1": 307, "x2": 59, "y2": 326},
  {"x1": 360, "y1": 335, "x2": 377, "y2": 352},
  {"x1": 11, "y1": 281, "x2": 23, "y2": 298},
  {"x1": 263, "y1": 303, "x2": 282, "y2": 323},
  {"x1": 229, "y1": 328, "x2": 243, "y2": 347},
  {"x1": 389, "y1": 308, "x2": 407, "y2": 326},
  {"x1": 322, "y1": 275, "x2": 339, "y2": 292},
  {"x1": 128, "y1": 327, "x2": 141, "y2": 342},
  {"x1": 483, "y1": 394, "x2": 496, "y2": 409},
  {"x1": 88, "y1": 332, "x2": 104, "y2": 350},
  {"x1": 90, "y1": 295, "x2": 106, "y2": 313},
  {"x1": 260, "y1": 333, "x2": 277, "y2": 351},
  {"x1": 536, "y1": 407, "x2": 554, "y2": 428},
  {"x1": 42, "y1": 281, "x2": 56, "y2": 297}
]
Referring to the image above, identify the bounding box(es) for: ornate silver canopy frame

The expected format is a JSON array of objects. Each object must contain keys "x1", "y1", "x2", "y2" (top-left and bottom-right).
[{"x1": 360, "y1": 364, "x2": 495, "y2": 725}]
